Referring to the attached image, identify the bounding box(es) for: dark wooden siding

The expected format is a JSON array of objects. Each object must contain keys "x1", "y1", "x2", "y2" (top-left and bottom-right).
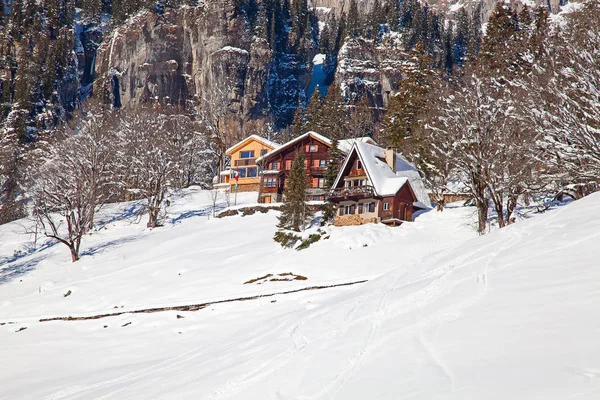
[
  {"x1": 378, "y1": 184, "x2": 417, "y2": 221},
  {"x1": 259, "y1": 136, "x2": 332, "y2": 202}
]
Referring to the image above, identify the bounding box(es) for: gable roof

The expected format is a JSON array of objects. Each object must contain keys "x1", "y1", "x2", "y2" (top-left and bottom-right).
[
  {"x1": 255, "y1": 131, "x2": 330, "y2": 163},
  {"x1": 333, "y1": 141, "x2": 432, "y2": 208},
  {"x1": 255, "y1": 131, "x2": 376, "y2": 163},
  {"x1": 226, "y1": 135, "x2": 281, "y2": 156},
  {"x1": 338, "y1": 136, "x2": 377, "y2": 153}
]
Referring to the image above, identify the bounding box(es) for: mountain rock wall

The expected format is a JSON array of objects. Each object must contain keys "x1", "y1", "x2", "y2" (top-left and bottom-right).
[{"x1": 94, "y1": 1, "x2": 271, "y2": 141}]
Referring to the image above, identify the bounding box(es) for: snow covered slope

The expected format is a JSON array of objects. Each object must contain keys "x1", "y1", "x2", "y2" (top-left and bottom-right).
[{"x1": 1, "y1": 190, "x2": 599, "y2": 399}]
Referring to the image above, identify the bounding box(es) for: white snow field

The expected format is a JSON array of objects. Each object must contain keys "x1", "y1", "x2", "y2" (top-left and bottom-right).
[{"x1": 1, "y1": 188, "x2": 599, "y2": 399}]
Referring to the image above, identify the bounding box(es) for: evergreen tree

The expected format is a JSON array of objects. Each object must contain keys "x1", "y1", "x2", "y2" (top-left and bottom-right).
[
  {"x1": 454, "y1": 7, "x2": 470, "y2": 66},
  {"x1": 303, "y1": 88, "x2": 322, "y2": 133},
  {"x1": 325, "y1": 137, "x2": 341, "y2": 189},
  {"x1": 467, "y1": 2, "x2": 482, "y2": 60},
  {"x1": 277, "y1": 153, "x2": 312, "y2": 232},
  {"x1": 381, "y1": 42, "x2": 436, "y2": 151},
  {"x1": 322, "y1": 136, "x2": 341, "y2": 223},
  {"x1": 318, "y1": 83, "x2": 348, "y2": 139},
  {"x1": 347, "y1": 0, "x2": 360, "y2": 38},
  {"x1": 290, "y1": 100, "x2": 306, "y2": 137}
]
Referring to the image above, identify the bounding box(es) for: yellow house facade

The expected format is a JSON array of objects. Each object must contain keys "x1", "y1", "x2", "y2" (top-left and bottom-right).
[{"x1": 216, "y1": 135, "x2": 280, "y2": 192}]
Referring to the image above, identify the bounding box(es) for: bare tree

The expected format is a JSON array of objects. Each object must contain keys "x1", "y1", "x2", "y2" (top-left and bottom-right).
[
  {"x1": 208, "y1": 189, "x2": 220, "y2": 218},
  {"x1": 525, "y1": 1, "x2": 600, "y2": 198},
  {"x1": 197, "y1": 82, "x2": 237, "y2": 177},
  {"x1": 116, "y1": 108, "x2": 181, "y2": 228},
  {"x1": 164, "y1": 110, "x2": 218, "y2": 189},
  {"x1": 29, "y1": 123, "x2": 116, "y2": 262},
  {"x1": 427, "y1": 73, "x2": 542, "y2": 232}
]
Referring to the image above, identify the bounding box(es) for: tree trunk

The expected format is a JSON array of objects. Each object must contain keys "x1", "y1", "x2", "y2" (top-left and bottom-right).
[
  {"x1": 147, "y1": 208, "x2": 158, "y2": 228},
  {"x1": 476, "y1": 198, "x2": 488, "y2": 234},
  {"x1": 494, "y1": 200, "x2": 506, "y2": 228},
  {"x1": 435, "y1": 195, "x2": 445, "y2": 211},
  {"x1": 69, "y1": 244, "x2": 79, "y2": 262}
]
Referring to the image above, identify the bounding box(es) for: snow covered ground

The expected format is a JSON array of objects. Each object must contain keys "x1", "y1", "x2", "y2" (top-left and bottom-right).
[{"x1": 1, "y1": 188, "x2": 599, "y2": 399}]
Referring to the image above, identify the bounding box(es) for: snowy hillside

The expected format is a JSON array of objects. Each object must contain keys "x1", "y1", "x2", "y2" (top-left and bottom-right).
[{"x1": 1, "y1": 190, "x2": 599, "y2": 399}]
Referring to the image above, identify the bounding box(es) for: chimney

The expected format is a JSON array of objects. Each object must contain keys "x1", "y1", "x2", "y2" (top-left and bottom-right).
[{"x1": 385, "y1": 148, "x2": 396, "y2": 171}]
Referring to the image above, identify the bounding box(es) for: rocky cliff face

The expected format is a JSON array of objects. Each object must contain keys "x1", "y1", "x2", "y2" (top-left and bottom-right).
[
  {"x1": 335, "y1": 35, "x2": 408, "y2": 109},
  {"x1": 94, "y1": 1, "x2": 272, "y2": 142},
  {"x1": 94, "y1": 0, "x2": 569, "y2": 142},
  {"x1": 311, "y1": 0, "x2": 565, "y2": 20}
]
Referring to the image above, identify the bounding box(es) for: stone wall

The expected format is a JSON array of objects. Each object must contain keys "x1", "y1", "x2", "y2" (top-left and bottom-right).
[{"x1": 334, "y1": 214, "x2": 378, "y2": 227}]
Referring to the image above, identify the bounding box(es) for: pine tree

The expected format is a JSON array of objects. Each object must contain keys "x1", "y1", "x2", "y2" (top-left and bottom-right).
[
  {"x1": 454, "y1": 7, "x2": 470, "y2": 66},
  {"x1": 325, "y1": 137, "x2": 341, "y2": 189},
  {"x1": 467, "y1": 2, "x2": 482, "y2": 60},
  {"x1": 322, "y1": 136, "x2": 341, "y2": 223},
  {"x1": 290, "y1": 101, "x2": 306, "y2": 137},
  {"x1": 381, "y1": 42, "x2": 436, "y2": 151},
  {"x1": 303, "y1": 88, "x2": 322, "y2": 133},
  {"x1": 277, "y1": 153, "x2": 312, "y2": 232},
  {"x1": 347, "y1": 0, "x2": 360, "y2": 38},
  {"x1": 318, "y1": 83, "x2": 348, "y2": 139}
]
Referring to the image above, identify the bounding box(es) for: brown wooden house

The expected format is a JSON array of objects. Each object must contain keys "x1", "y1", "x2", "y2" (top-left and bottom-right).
[
  {"x1": 256, "y1": 131, "x2": 375, "y2": 203},
  {"x1": 327, "y1": 141, "x2": 432, "y2": 226}
]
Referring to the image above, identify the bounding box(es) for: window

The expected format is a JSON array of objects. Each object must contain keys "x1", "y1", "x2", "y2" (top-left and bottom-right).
[
  {"x1": 357, "y1": 160, "x2": 363, "y2": 170},
  {"x1": 344, "y1": 204, "x2": 356, "y2": 215},
  {"x1": 240, "y1": 150, "x2": 255, "y2": 159},
  {"x1": 309, "y1": 145, "x2": 318, "y2": 152},
  {"x1": 261, "y1": 149, "x2": 268, "y2": 156},
  {"x1": 247, "y1": 167, "x2": 257, "y2": 177},
  {"x1": 345, "y1": 180, "x2": 351, "y2": 188},
  {"x1": 311, "y1": 178, "x2": 325, "y2": 188},
  {"x1": 368, "y1": 202, "x2": 376, "y2": 213},
  {"x1": 313, "y1": 195, "x2": 323, "y2": 201},
  {"x1": 358, "y1": 203, "x2": 364, "y2": 214},
  {"x1": 238, "y1": 168, "x2": 247, "y2": 178},
  {"x1": 272, "y1": 162, "x2": 279, "y2": 170},
  {"x1": 383, "y1": 202, "x2": 390, "y2": 211},
  {"x1": 285, "y1": 160, "x2": 292, "y2": 170},
  {"x1": 339, "y1": 206, "x2": 344, "y2": 216},
  {"x1": 264, "y1": 177, "x2": 277, "y2": 187},
  {"x1": 320, "y1": 159, "x2": 327, "y2": 167}
]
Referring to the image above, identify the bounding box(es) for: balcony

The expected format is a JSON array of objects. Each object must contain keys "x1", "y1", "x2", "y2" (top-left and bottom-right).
[
  {"x1": 327, "y1": 185, "x2": 375, "y2": 201},
  {"x1": 235, "y1": 158, "x2": 257, "y2": 167},
  {"x1": 309, "y1": 166, "x2": 327, "y2": 175}
]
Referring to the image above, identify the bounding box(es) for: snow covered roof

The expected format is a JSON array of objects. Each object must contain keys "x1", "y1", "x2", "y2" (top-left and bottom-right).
[
  {"x1": 338, "y1": 137, "x2": 377, "y2": 153},
  {"x1": 334, "y1": 142, "x2": 432, "y2": 208},
  {"x1": 226, "y1": 135, "x2": 281, "y2": 156},
  {"x1": 255, "y1": 131, "x2": 376, "y2": 163}
]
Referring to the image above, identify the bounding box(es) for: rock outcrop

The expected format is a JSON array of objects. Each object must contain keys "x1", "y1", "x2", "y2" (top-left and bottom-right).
[{"x1": 95, "y1": 2, "x2": 271, "y2": 142}]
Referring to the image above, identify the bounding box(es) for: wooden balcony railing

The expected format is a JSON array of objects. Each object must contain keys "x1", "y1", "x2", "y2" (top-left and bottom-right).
[
  {"x1": 235, "y1": 158, "x2": 257, "y2": 167},
  {"x1": 309, "y1": 166, "x2": 327, "y2": 175},
  {"x1": 327, "y1": 185, "x2": 375, "y2": 200}
]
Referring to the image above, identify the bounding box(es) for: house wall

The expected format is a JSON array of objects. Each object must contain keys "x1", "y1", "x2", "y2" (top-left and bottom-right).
[
  {"x1": 379, "y1": 185, "x2": 415, "y2": 222},
  {"x1": 258, "y1": 135, "x2": 332, "y2": 203},
  {"x1": 337, "y1": 199, "x2": 379, "y2": 220},
  {"x1": 228, "y1": 139, "x2": 275, "y2": 189}
]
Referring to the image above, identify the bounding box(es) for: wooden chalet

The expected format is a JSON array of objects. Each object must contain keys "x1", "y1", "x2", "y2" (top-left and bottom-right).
[
  {"x1": 256, "y1": 131, "x2": 376, "y2": 203},
  {"x1": 214, "y1": 135, "x2": 280, "y2": 192},
  {"x1": 327, "y1": 142, "x2": 432, "y2": 226}
]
